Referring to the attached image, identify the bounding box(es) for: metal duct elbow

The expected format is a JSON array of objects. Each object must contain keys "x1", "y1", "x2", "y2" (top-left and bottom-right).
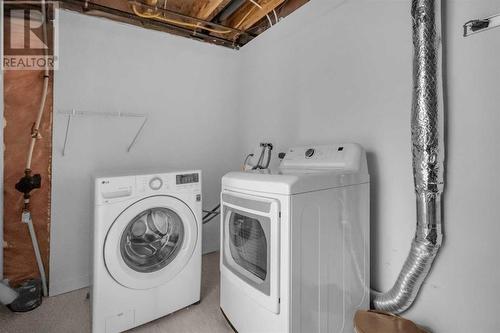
[{"x1": 371, "y1": 0, "x2": 444, "y2": 314}]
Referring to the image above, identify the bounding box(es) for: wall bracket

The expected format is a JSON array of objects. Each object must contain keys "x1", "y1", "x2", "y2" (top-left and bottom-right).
[
  {"x1": 58, "y1": 109, "x2": 148, "y2": 156},
  {"x1": 464, "y1": 12, "x2": 500, "y2": 37}
]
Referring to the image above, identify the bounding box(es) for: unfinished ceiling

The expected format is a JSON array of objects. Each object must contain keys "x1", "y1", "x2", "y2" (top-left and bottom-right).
[{"x1": 61, "y1": 0, "x2": 310, "y2": 48}]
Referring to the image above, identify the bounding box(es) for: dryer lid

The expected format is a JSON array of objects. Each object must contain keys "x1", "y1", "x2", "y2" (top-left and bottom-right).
[{"x1": 223, "y1": 144, "x2": 369, "y2": 195}]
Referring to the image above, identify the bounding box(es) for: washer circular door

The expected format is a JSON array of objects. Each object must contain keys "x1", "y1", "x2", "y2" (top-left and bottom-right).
[{"x1": 104, "y1": 195, "x2": 198, "y2": 290}]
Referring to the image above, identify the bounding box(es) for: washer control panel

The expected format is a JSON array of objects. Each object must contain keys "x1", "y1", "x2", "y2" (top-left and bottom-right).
[
  {"x1": 149, "y1": 177, "x2": 163, "y2": 190},
  {"x1": 136, "y1": 171, "x2": 201, "y2": 193},
  {"x1": 96, "y1": 170, "x2": 201, "y2": 205}
]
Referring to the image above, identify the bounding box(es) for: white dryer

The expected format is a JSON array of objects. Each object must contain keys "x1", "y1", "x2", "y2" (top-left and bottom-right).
[
  {"x1": 220, "y1": 144, "x2": 370, "y2": 333},
  {"x1": 92, "y1": 170, "x2": 202, "y2": 333}
]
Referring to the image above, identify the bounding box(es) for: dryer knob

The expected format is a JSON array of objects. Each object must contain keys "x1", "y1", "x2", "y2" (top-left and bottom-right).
[
  {"x1": 149, "y1": 177, "x2": 163, "y2": 190},
  {"x1": 305, "y1": 148, "x2": 315, "y2": 158}
]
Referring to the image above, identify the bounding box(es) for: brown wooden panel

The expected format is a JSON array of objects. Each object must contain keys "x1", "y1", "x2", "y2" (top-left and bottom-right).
[{"x1": 3, "y1": 17, "x2": 53, "y2": 286}]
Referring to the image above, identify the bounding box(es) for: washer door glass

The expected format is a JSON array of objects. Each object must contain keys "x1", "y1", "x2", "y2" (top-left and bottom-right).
[
  {"x1": 104, "y1": 195, "x2": 198, "y2": 290},
  {"x1": 228, "y1": 212, "x2": 267, "y2": 281},
  {"x1": 120, "y1": 208, "x2": 184, "y2": 273}
]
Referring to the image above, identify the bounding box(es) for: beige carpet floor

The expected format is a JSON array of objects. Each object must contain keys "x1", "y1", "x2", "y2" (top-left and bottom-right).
[{"x1": 0, "y1": 252, "x2": 233, "y2": 333}]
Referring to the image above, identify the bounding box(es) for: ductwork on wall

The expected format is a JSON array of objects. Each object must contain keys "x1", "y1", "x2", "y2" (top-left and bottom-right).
[{"x1": 371, "y1": 0, "x2": 445, "y2": 314}]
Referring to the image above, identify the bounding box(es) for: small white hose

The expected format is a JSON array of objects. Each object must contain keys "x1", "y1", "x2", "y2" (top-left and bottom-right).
[{"x1": 25, "y1": 2, "x2": 50, "y2": 171}]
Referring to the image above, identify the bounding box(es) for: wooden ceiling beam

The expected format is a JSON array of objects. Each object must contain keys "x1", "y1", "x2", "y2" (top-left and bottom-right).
[
  {"x1": 226, "y1": 0, "x2": 285, "y2": 31},
  {"x1": 189, "y1": 0, "x2": 232, "y2": 21}
]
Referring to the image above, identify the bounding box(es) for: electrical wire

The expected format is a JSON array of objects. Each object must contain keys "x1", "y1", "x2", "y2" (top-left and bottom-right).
[
  {"x1": 203, "y1": 204, "x2": 220, "y2": 220},
  {"x1": 244, "y1": 5, "x2": 281, "y2": 33},
  {"x1": 203, "y1": 212, "x2": 220, "y2": 225},
  {"x1": 248, "y1": 0, "x2": 273, "y2": 27},
  {"x1": 131, "y1": 4, "x2": 233, "y2": 34},
  {"x1": 272, "y1": 8, "x2": 278, "y2": 23},
  {"x1": 234, "y1": 0, "x2": 274, "y2": 29},
  {"x1": 203, "y1": 204, "x2": 220, "y2": 224}
]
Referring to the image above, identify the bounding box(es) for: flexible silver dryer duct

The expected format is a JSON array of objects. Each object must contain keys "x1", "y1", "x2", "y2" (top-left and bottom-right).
[{"x1": 371, "y1": 0, "x2": 444, "y2": 314}]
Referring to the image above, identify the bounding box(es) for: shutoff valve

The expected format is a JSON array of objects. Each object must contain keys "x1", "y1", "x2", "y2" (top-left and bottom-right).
[{"x1": 15, "y1": 169, "x2": 42, "y2": 199}]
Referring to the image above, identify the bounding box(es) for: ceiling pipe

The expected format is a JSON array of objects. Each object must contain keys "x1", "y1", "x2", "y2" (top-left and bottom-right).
[
  {"x1": 216, "y1": 0, "x2": 246, "y2": 23},
  {"x1": 371, "y1": 0, "x2": 445, "y2": 314},
  {"x1": 128, "y1": 0, "x2": 247, "y2": 34}
]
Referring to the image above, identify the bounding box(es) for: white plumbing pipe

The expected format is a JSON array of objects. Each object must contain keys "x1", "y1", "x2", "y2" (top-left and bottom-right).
[
  {"x1": 26, "y1": 1, "x2": 50, "y2": 171},
  {"x1": 25, "y1": 213, "x2": 48, "y2": 297}
]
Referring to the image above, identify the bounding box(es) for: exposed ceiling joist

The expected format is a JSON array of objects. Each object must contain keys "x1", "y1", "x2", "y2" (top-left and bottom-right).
[
  {"x1": 61, "y1": 0, "x2": 249, "y2": 48},
  {"x1": 226, "y1": 0, "x2": 285, "y2": 31},
  {"x1": 54, "y1": 0, "x2": 309, "y2": 48},
  {"x1": 190, "y1": 0, "x2": 232, "y2": 21}
]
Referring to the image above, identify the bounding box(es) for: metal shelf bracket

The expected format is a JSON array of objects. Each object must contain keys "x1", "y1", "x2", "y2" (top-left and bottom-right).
[
  {"x1": 58, "y1": 109, "x2": 148, "y2": 156},
  {"x1": 464, "y1": 12, "x2": 500, "y2": 37}
]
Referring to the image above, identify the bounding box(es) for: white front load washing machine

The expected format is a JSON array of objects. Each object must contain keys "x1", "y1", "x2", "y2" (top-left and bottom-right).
[
  {"x1": 220, "y1": 144, "x2": 370, "y2": 333},
  {"x1": 92, "y1": 170, "x2": 202, "y2": 333}
]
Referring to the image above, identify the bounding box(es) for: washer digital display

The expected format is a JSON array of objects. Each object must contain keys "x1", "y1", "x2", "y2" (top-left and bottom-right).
[{"x1": 176, "y1": 173, "x2": 199, "y2": 185}]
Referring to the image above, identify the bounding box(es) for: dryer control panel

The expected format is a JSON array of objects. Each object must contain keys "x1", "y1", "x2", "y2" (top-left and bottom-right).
[{"x1": 280, "y1": 143, "x2": 365, "y2": 171}]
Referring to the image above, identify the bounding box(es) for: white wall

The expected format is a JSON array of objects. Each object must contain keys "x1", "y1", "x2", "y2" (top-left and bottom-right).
[
  {"x1": 50, "y1": 10, "x2": 241, "y2": 295},
  {"x1": 49, "y1": 1, "x2": 500, "y2": 331},
  {"x1": 0, "y1": 34, "x2": 3, "y2": 281},
  {"x1": 238, "y1": 0, "x2": 500, "y2": 332}
]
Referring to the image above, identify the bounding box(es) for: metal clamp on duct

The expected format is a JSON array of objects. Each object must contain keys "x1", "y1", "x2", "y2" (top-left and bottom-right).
[{"x1": 371, "y1": 0, "x2": 445, "y2": 314}]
